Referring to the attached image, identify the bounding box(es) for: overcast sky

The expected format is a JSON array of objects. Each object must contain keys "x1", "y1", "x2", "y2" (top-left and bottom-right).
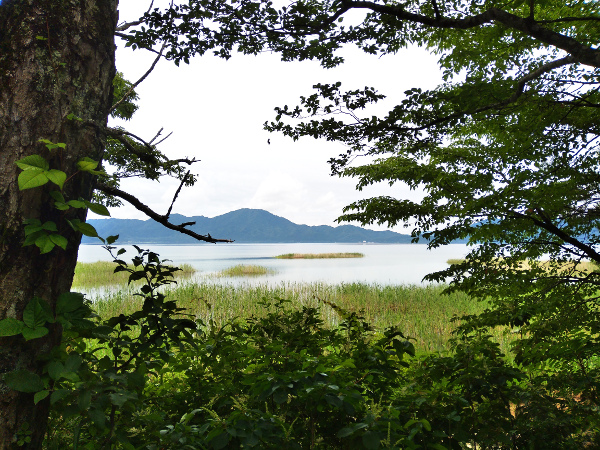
[{"x1": 103, "y1": 1, "x2": 443, "y2": 231}]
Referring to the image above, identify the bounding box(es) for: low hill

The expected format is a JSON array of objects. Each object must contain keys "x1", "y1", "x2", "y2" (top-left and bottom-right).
[{"x1": 82, "y1": 208, "x2": 416, "y2": 244}]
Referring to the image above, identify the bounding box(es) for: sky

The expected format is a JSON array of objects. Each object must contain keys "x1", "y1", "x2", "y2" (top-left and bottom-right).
[{"x1": 104, "y1": 1, "x2": 443, "y2": 231}]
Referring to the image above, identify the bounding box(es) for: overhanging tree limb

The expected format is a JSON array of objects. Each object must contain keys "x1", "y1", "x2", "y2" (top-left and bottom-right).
[
  {"x1": 341, "y1": 2, "x2": 600, "y2": 67},
  {"x1": 95, "y1": 182, "x2": 233, "y2": 243}
]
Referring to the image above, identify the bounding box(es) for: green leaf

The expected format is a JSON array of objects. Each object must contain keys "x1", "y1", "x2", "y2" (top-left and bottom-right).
[
  {"x1": 49, "y1": 190, "x2": 66, "y2": 203},
  {"x1": 47, "y1": 361, "x2": 65, "y2": 381},
  {"x1": 210, "y1": 432, "x2": 230, "y2": 450},
  {"x1": 18, "y1": 169, "x2": 49, "y2": 190},
  {"x1": 38, "y1": 139, "x2": 66, "y2": 150},
  {"x1": 34, "y1": 234, "x2": 55, "y2": 254},
  {"x1": 64, "y1": 354, "x2": 83, "y2": 373},
  {"x1": 46, "y1": 169, "x2": 66, "y2": 190},
  {"x1": 109, "y1": 391, "x2": 137, "y2": 407},
  {"x1": 4, "y1": 370, "x2": 44, "y2": 393},
  {"x1": 49, "y1": 234, "x2": 68, "y2": 250},
  {"x1": 77, "y1": 222, "x2": 98, "y2": 237},
  {"x1": 77, "y1": 158, "x2": 99, "y2": 172},
  {"x1": 22, "y1": 326, "x2": 49, "y2": 341},
  {"x1": 22, "y1": 297, "x2": 52, "y2": 329},
  {"x1": 15, "y1": 154, "x2": 49, "y2": 171},
  {"x1": 34, "y1": 390, "x2": 50, "y2": 405},
  {"x1": 0, "y1": 318, "x2": 25, "y2": 336},
  {"x1": 78, "y1": 389, "x2": 92, "y2": 411},
  {"x1": 88, "y1": 408, "x2": 106, "y2": 429},
  {"x1": 66, "y1": 199, "x2": 86, "y2": 209},
  {"x1": 362, "y1": 431, "x2": 380, "y2": 449},
  {"x1": 51, "y1": 389, "x2": 71, "y2": 405},
  {"x1": 84, "y1": 201, "x2": 110, "y2": 216},
  {"x1": 41, "y1": 221, "x2": 58, "y2": 231},
  {"x1": 53, "y1": 202, "x2": 69, "y2": 211},
  {"x1": 56, "y1": 292, "x2": 85, "y2": 315}
]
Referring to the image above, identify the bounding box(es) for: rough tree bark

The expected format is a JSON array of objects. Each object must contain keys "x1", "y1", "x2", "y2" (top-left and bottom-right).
[{"x1": 0, "y1": 0, "x2": 117, "y2": 447}]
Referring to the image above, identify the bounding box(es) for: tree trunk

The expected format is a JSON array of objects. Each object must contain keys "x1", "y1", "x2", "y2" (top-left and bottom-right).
[{"x1": 0, "y1": 0, "x2": 117, "y2": 447}]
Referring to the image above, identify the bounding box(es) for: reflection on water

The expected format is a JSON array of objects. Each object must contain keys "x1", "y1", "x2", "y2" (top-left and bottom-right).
[{"x1": 78, "y1": 243, "x2": 470, "y2": 286}]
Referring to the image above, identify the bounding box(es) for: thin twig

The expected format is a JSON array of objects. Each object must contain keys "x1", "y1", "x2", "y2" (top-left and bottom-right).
[{"x1": 110, "y1": 42, "x2": 166, "y2": 114}]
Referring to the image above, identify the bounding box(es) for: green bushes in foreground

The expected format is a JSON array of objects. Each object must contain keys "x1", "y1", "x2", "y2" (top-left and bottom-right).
[{"x1": 6, "y1": 249, "x2": 597, "y2": 448}]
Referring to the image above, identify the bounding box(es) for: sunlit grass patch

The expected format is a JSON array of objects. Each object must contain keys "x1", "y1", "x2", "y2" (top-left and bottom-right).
[
  {"x1": 215, "y1": 264, "x2": 276, "y2": 277},
  {"x1": 73, "y1": 260, "x2": 195, "y2": 288},
  {"x1": 275, "y1": 252, "x2": 364, "y2": 259},
  {"x1": 447, "y1": 258, "x2": 599, "y2": 274}
]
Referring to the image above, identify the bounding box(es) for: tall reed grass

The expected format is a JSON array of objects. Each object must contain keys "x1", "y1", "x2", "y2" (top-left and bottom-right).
[
  {"x1": 87, "y1": 279, "x2": 507, "y2": 354},
  {"x1": 72, "y1": 261, "x2": 195, "y2": 288},
  {"x1": 214, "y1": 265, "x2": 276, "y2": 277}
]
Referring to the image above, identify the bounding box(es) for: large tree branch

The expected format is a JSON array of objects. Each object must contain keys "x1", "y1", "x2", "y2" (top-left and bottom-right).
[
  {"x1": 341, "y1": 2, "x2": 600, "y2": 68},
  {"x1": 511, "y1": 209, "x2": 600, "y2": 263},
  {"x1": 95, "y1": 183, "x2": 234, "y2": 243}
]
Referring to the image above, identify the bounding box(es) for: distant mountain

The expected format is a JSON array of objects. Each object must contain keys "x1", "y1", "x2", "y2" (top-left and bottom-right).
[{"x1": 82, "y1": 208, "x2": 417, "y2": 244}]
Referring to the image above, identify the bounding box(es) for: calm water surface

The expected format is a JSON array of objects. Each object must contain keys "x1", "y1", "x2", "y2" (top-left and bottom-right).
[{"x1": 78, "y1": 243, "x2": 470, "y2": 286}]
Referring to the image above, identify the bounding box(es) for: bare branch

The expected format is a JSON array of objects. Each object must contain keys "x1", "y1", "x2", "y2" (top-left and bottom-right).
[
  {"x1": 116, "y1": 0, "x2": 154, "y2": 32},
  {"x1": 110, "y1": 43, "x2": 166, "y2": 114},
  {"x1": 95, "y1": 182, "x2": 234, "y2": 243},
  {"x1": 165, "y1": 171, "x2": 190, "y2": 219}
]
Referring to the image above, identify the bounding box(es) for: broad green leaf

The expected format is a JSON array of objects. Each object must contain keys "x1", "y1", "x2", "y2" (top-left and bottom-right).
[
  {"x1": 50, "y1": 389, "x2": 71, "y2": 405},
  {"x1": 49, "y1": 234, "x2": 68, "y2": 250},
  {"x1": 15, "y1": 154, "x2": 49, "y2": 171},
  {"x1": 77, "y1": 222, "x2": 98, "y2": 237},
  {"x1": 4, "y1": 370, "x2": 44, "y2": 393},
  {"x1": 56, "y1": 292, "x2": 85, "y2": 315},
  {"x1": 64, "y1": 354, "x2": 83, "y2": 372},
  {"x1": 18, "y1": 169, "x2": 49, "y2": 190},
  {"x1": 362, "y1": 431, "x2": 380, "y2": 449},
  {"x1": 22, "y1": 297, "x2": 52, "y2": 329},
  {"x1": 34, "y1": 390, "x2": 49, "y2": 405},
  {"x1": 41, "y1": 221, "x2": 58, "y2": 231},
  {"x1": 85, "y1": 201, "x2": 110, "y2": 216},
  {"x1": 67, "y1": 199, "x2": 86, "y2": 209},
  {"x1": 46, "y1": 169, "x2": 66, "y2": 190},
  {"x1": 49, "y1": 190, "x2": 65, "y2": 203},
  {"x1": 88, "y1": 408, "x2": 106, "y2": 429},
  {"x1": 53, "y1": 202, "x2": 69, "y2": 211},
  {"x1": 77, "y1": 158, "x2": 99, "y2": 172},
  {"x1": 47, "y1": 361, "x2": 65, "y2": 381},
  {"x1": 38, "y1": 139, "x2": 66, "y2": 150},
  {"x1": 109, "y1": 391, "x2": 137, "y2": 407},
  {"x1": 0, "y1": 318, "x2": 25, "y2": 336},
  {"x1": 35, "y1": 234, "x2": 55, "y2": 254},
  {"x1": 22, "y1": 326, "x2": 49, "y2": 341},
  {"x1": 78, "y1": 389, "x2": 92, "y2": 411}
]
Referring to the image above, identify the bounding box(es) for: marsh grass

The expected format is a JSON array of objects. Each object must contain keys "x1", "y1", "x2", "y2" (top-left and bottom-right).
[
  {"x1": 89, "y1": 280, "x2": 508, "y2": 354},
  {"x1": 215, "y1": 264, "x2": 276, "y2": 277},
  {"x1": 72, "y1": 261, "x2": 196, "y2": 288},
  {"x1": 275, "y1": 252, "x2": 364, "y2": 259},
  {"x1": 447, "y1": 258, "x2": 599, "y2": 274}
]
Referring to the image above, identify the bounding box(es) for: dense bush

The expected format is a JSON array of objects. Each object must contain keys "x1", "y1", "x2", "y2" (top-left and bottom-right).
[{"x1": 36, "y1": 249, "x2": 600, "y2": 448}]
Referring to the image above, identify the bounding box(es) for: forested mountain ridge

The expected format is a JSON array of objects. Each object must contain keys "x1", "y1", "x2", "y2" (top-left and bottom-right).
[{"x1": 83, "y1": 208, "x2": 417, "y2": 244}]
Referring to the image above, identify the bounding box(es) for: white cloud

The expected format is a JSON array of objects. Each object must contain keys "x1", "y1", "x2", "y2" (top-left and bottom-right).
[{"x1": 100, "y1": 2, "x2": 443, "y2": 231}]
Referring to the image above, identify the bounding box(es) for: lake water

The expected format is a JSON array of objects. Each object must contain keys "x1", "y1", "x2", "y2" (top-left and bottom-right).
[{"x1": 78, "y1": 243, "x2": 470, "y2": 286}]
